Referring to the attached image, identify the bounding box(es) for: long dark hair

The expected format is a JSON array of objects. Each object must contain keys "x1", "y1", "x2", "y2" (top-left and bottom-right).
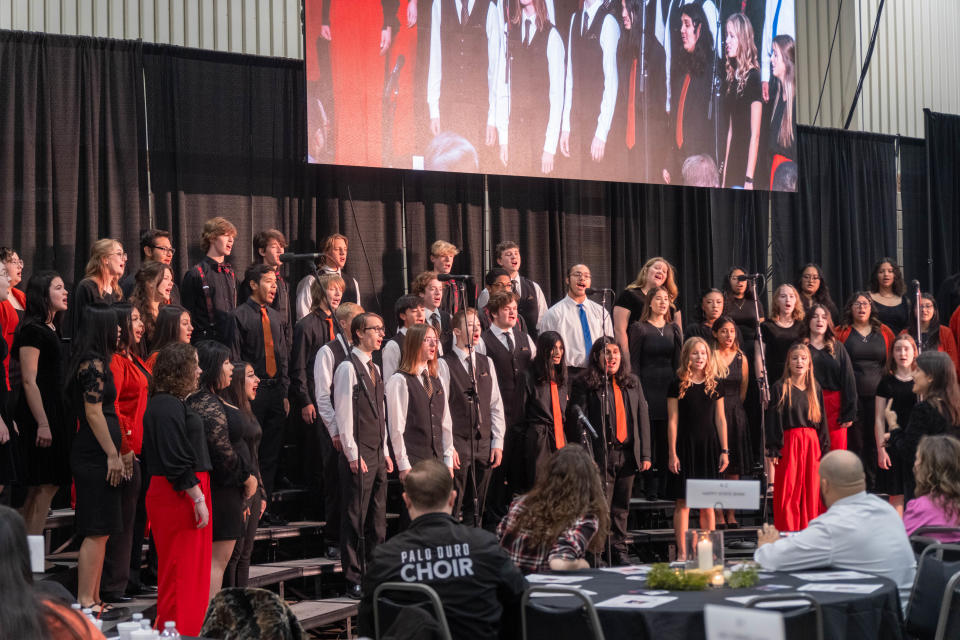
[
  {"x1": 911, "y1": 293, "x2": 942, "y2": 350},
  {"x1": 675, "y1": 3, "x2": 714, "y2": 77},
  {"x1": 0, "y1": 506, "x2": 45, "y2": 639},
  {"x1": 114, "y1": 302, "x2": 144, "y2": 359},
  {"x1": 196, "y1": 340, "x2": 231, "y2": 393},
  {"x1": 150, "y1": 304, "x2": 189, "y2": 354},
  {"x1": 840, "y1": 291, "x2": 883, "y2": 333},
  {"x1": 20, "y1": 271, "x2": 64, "y2": 328},
  {"x1": 581, "y1": 336, "x2": 635, "y2": 390},
  {"x1": 802, "y1": 303, "x2": 838, "y2": 356},
  {"x1": 220, "y1": 361, "x2": 255, "y2": 417},
  {"x1": 916, "y1": 351, "x2": 960, "y2": 426},
  {"x1": 531, "y1": 330, "x2": 566, "y2": 386},
  {"x1": 722, "y1": 265, "x2": 757, "y2": 300},
  {"x1": 795, "y1": 263, "x2": 836, "y2": 309},
  {"x1": 867, "y1": 257, "x2": 906, "y2": 296},
  {"x1": 66, "y1": 304, "x2": 118, "y2": 400},
  {"x1": 618, "y1": 0, "x2": 645, "y2": 51}
]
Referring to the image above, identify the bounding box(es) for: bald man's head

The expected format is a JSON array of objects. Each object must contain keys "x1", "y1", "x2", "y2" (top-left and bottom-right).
[{"x1": 819, "y1": 450, "x2": 866, "y2": 505}]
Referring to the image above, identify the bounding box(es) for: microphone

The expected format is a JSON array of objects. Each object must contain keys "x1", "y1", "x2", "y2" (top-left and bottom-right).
[
  {"x1": 911, "y1": 279, "x2": 921, "y2": 290},
  {"x1": 437, "y1": 273, "x2": 473, "y2": 281},
  {"x1": 735, "y1": 273, "x2": 764, "y2": 282},
  {"x1": 571, "y1": 404, "x2": 598, "y2": 439},
  {"x1": 584, "y1": 287, "x2": 614, "y2": 296},
  {"x1": 279, "y1": 252, "x2": 323, "y2": 263},
  {"x1": 384, "y1": 54, "x2": 405, "y2": 99}
]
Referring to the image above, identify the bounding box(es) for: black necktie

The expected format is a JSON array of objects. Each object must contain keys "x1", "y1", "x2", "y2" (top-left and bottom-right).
[
  {"x1": 368, "y1": 360, "x2": 378, "y2": 386},
  {"x1": 582, "y1": 10, "x2": 589, "y2": 36},
  {"x1": 431, "y1": 313, "x2": 442, "y2": 334},
  {"x1": 421, "y1": 371, "x2": 433, "y2": 396},
  {"x1": 524, "y1": 19, "x2": 531, "y2": 46},
  {"x1": 512, "y1": 279, "x2": 520, "y2": 295},
  {"x1": 505, "y1": 331, "x2": 515, "y2": 354},
  {"x1": 461, "y1": 0, "x2": 469, "y2": 24}
]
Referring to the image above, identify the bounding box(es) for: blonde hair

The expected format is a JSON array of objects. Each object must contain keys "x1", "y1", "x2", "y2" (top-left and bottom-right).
[
  {"x1": 627, "y1": 257, "x2": 679, "y2": 303},
  {"x1": 430, "y1": 240, "x2": 459, "y2": 258},
  {"x1": 399, "y1": 323, "x2": 439, "y2": 378},
  {"x1": 771, "y1": 284, "x2": 805, "y2": 323},
  {"x1": 771, "y1": 35, "x2": 796, "y2": 149},
  {"x1": 776, "y1": 343, "x2": 822, "y2": 423},
  {"x1": 84, "y1": 238, "x2": 124, "y2": 298},
  {"x1": 309, "y1": 273, "x2": 346, "y2": 313},
  {"x1": 724, "y1": 13, "x2": 759, "y2": 93},
  {"x1": 676, "y1": 337, "x2": 718, "y2": 397}
]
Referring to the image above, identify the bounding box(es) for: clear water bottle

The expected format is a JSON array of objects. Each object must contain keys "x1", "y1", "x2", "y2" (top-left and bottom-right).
[{"x1": 159, "y1": 621, "x2": 181, "y2": 638}]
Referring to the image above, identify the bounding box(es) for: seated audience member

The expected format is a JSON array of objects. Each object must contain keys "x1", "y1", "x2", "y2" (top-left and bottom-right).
[
  {"x1": 903, "y1": 435, "x2": 960, "y2": 543},
  {"x1": 359, "y1": 459, "x2": 526, "y2": 640},
  {"x1": 681, "y1": 154, "x2": 721, "y2": 188},
  {"x1": 424, "y1": 132, "x2": 479, "y2": 172},
  {"x1": 0, "y1": 505, "x2": 107, "y2": 639},
  {"x1": 772, "y1": 160, "x2": 798, "y2": 192},
  {"x1": 498, "y1": 445, "x2": 610, "y2": 574},
  {"x1": 754, "y1": 450, "x2": 916, "y2": 609}
]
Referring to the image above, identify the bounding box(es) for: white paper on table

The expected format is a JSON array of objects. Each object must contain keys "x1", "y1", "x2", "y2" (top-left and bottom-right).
[
  {"x1": 789, "y1": 570, "x2": 876, "y2": 581},
  {"x1": 525, "y1": 574, "x2": 594, "y2": 584},
  {"x1": 705, "y1": 604, "x2": 786, "y2": 640},
  {"x1": 594, "y1": 594, "x2": 677, "y2": 609},
  {"x1": 530, "y1": 589, "x2": 598, "y2": 598},
  {"x1": 797, "y1": 582, "x2": 883, "y2": 594},
  {"x1": 725, "y1": 595, "x2": 812, "y2": 609},
  {"x1": 626, "y1": 575, "x2": 650, "y2": 581},
  {"x1": 600, "y1": 565, "x2": 651, "y2": 575}
]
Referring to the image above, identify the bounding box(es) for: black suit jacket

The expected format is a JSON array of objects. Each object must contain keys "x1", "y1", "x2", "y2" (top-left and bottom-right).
[{"x1": 568, "y1": 372, "x2": 651, "y2": 467}]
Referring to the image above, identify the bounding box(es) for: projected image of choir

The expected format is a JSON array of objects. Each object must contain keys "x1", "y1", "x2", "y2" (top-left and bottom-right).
[{"x1": 303, "y1": 0, "x2": 798, "y2": 190}]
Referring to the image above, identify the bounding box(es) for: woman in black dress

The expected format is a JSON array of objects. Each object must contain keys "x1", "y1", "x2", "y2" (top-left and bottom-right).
[
  {"x1": 221, "y1": 361, "x2": 266, "y2": 588},
  {"x1": 875, "y1": 334, "x2": 919, "y2": 514},
  {"x1": 0, "y1": 263, "x2": 17, "y2": 492},
  {"x1": 685, "y1": 288, "x2": 724, "y2": 341},
  {"x1": 767, "y1": 34, "x2": 796, "y2": 188},
  {"x1": 886, "y1": 351, "x2": 960, "y2": 503},
  {"x1": 13, "y1": 272, "x2": 70, "y2": 535},
  {"x1": 67, "y1": 304, "x2": 125, "y2": 614},
  {"x1": 756, "y1": 284, "x2": 804, "y2": 388},
  {"x1": 70, "y1": 239, "x2": 126, "y2": 340},
  {"x1": 795, "y1": 263, "x2": 840, "y2": 323},
  {"x1": 629, "y1": 286, "x2": 682, "y2": 500},
  {"x1": 186, "y1": 341, "x2": 257, "y2": 600},
  {"x1": 836, "y1": 292, "x2": 894, "y2": 491},
  {"x1": 720, "y1": 12, "x2": 762, "y2": 189},
  {"x1": 804, "y1": 303, "x2": 856, "y2": 452},
  {"x1": 667, "y1": 337, "x2": 728, "y2": 558},
  {"x1": 713, "y1": 316, "x2": 750, "y2": 528},
  {"x1": 867, "y1": 257, "x2": 910, "y2": 335},
  {"x1": 614, "y1": 257, "x2": 680, "y2": 358},
  {"x1": 723, "y1": 266, "x2": 766, "y2": 361}
]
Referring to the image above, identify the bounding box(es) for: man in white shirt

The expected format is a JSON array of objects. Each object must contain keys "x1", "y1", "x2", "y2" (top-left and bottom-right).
[
  {"x1": 381, "y1": 295, "x2": 426, "y2": 382},
  {"x1": 296, "y1": 233, "x2": 361, "y2": 319},
  {"x1": 332, "y1": 312, "x2": 394, "y2": 597},
  {"x1": 439, "y1": 308, "x2": 507, "y2": 527},
  {"x1": 413, "y1": 270, "x2": 452, "y2": 354},
  {"x1": 476, "y1": 241, "x2": 548, "y2": 334},
  {"x1": 754, "y1": 450, "x2": 916, "y2": 611},
  {"x1": 537, "y1": 263, "x2": 613, "y2": 374}
]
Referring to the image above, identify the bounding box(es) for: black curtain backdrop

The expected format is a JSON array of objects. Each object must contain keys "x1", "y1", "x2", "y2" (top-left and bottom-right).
[
  {"x1": 899, "y1": 136, "x2": 929, "y2": 287},
  {"x1": 0, "y1": 31, "x2": 148, "y2": 285},
  {"x1": 924, "y1": 110, "x2": 960, "y2": 293},
  {"x1": 772, "y1": 126, "x2": 898, "y2": 309}
]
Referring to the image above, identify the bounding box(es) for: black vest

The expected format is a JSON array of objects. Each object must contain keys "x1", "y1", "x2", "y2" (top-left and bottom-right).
[
  {"x1": 569, "y1": 6, "x2": 615, "y2": 135},
  {"x1": 507, "y1": 18, "x2": 553, "y2": 164},
  {"x1": 442, "y1": 351, "x2": 495, "y2": 456},
  {"x1": 439, "y1": 0, "x2": 491, "y2": 118},
  {"x1": 348, "y1": 354, "x2": 386, "y2": 453},
  {"x1": 327, "y1": 339, "x2": 351, "y2": 410},
  {"x1": 515, "y1": 276, "x2": 541, "y2": 336},
  {"x1": 480, "y1": 325, "x2": 534, "y2": 425},
  {"x1": 390, "y1": 331, "x2": 406, "y2": 353},
  {"x1": 399, "y1": 371, "x2": 446, "y2": 464}
]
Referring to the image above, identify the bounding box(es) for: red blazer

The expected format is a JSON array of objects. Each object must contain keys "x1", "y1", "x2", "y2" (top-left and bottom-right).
[
  {"x1": 835, "y1": 323, "x2": 896, "y2": 354},
  {"x1": 110, "y1": 352, "x2": 150, "y2": 456}
]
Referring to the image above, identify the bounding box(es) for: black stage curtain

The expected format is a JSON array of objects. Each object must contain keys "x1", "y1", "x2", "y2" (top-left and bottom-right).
[
  {"x1": 899, "y1": 136, "x2": 929, "y2": 287},
  {"x1": 142, "y1": 44, "x2": 303, "y2": 285},
  {"x1": 772, "y1": 126, "x2": 898, "y2": 308},
  {"x1": 924, "y1": 110, "x2": 960, "y2": 312},
  {"x1": 0, "y1": 31, "x2": 148, "y2": 285}
]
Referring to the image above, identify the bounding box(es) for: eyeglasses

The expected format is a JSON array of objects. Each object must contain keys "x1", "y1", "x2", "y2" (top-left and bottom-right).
[
  {"x1": 422, "y1": 338, "x2": 439, "y2": 346},
  {"x1": 112, "y1": 251, "x2": 128, "y2": 260},
  {"x1": 801, "y1": 274, "x2": 820, "y2": 281},
  {"x1": 571, "y1": 272, "x2": 591, "y2": 279},
  {"x1": 919, "y1": 304, "x2": 935, "y2": 311},
  {"x1": 152, "y1": 245, "x2": 176, "y2": 255},
  {"x1": 4, "y1": 259, "x2": 23, "y2": 267},
  {"x1": 363, "y1": 326, "x2": 386, "y2": 334},
  {"x1": 852, "y1": 301, "x2": 871, "y2": 308}
]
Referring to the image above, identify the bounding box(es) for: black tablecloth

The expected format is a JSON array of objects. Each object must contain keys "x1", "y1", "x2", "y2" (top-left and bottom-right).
[{"x1": 524, "y1": 568, "x2": 904, "y2": 640}]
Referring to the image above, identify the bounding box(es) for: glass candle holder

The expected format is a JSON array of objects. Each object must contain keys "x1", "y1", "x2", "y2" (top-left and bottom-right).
[{"x1": 685, "y1": 529, "x2": 724, "y2": 571}]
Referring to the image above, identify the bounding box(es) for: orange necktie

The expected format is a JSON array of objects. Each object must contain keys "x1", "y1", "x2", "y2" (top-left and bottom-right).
[
  {"x1": 676, "y1": 73, "x2": 691, "y2": 149},
  {"x1": 325, "y1": 316, "x2": 336, "y2": 342},
  {"x1": 550, "y1": 381, "x2": 565, "y2": 449},
  {"x1": 613, "y1": 378, "x2": 627, "y2": 442},
  {"x1": 626, "y1": 58, "x2": 638, "y2": 149},
  {"x1": 261, "y1": 306, "x2": 277, "y2": 377}
]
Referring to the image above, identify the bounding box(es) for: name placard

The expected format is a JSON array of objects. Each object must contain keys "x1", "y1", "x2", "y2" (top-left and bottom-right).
[
  {"x1": 704, "y1": 605, "x2": 786, "y2": 640},
  {"x1": 685, "y1": 479, "x2": 761, "y2": 510}
]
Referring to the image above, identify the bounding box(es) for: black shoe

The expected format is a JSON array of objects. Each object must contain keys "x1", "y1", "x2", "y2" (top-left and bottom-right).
[
  {"x1": 100, "y1": 592, "x2": 133, "y2": 603},
  {"x1": 346, "y1": 583, "x2": 363, "y2": 600},
  {"x1": 125, "y1": 582, "x2": 158, "y2": 597},
  {"x1": 260, "y1": 511, "x2": 288, "y2": 526},
  {"x1": 326, "y1": 545, "x2": 341, "y2": 560}
]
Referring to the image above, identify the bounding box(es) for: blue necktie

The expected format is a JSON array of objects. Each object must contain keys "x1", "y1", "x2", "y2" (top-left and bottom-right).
[
  {"x1": 772, "y1": 0, "x2": 784, "y2": 43},
  {"x1": 578, "y1": 304, "x2": 593, "y2": 354}
]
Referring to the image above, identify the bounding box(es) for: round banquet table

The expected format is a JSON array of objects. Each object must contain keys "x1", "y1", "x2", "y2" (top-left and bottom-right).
[{"x1": 523, "y1": 567, "x2": 904, "y2": 640}]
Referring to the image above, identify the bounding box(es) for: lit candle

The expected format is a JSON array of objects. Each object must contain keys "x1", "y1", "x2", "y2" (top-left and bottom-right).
[
  {"x1": 711, "y1": 572, "x2": 725, "y2": 587},
  {"x1": 697, "y1": 537, "x2": 714, "y2": 571}
]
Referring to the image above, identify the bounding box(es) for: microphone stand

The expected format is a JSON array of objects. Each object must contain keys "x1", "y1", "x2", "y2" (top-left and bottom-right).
[
  {"x1": 749, "y1": 274, "x2": 771, "y2": 524},
  {"x1": 596, "y1": 290, "x2": 613, "y2": 563},
  {"x1": 914, "y1": 282, "x2": 923, "y2": 354},
  {"x1": 459, "y1": 280, "x2": 484, "y2": 528}
]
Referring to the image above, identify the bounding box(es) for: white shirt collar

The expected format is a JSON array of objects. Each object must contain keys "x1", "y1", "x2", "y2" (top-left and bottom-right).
[{"x1": 351, "y1": 347, "x2": 373, "y2": 365}]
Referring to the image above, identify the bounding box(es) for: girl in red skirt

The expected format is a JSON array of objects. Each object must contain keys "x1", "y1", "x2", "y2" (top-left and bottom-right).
[
  {"x1": 804, "y1": 303, "x2": 856, "y2": 451},
  {"x1": 765, "y1": 343, "x2": 830, "y2": 531}
]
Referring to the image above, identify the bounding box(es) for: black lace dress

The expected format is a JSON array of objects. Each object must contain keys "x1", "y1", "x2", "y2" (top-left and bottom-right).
[
  {"x1": 186, "y1": 391, "x2": 250, "y2": 541},
  {"x1": 70, "y1": 356, "x2": 123, "y2": 536},
  {"x1": 717, "y1": 351, "x2": 753, "y2": 475}
]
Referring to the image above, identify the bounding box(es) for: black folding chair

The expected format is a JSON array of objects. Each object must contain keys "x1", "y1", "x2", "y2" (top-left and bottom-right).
[
  {"x1": 745, "y1": 594, "x2": 824, "y2": 640},
  {"x1": 520, "y1": 586, "x2": 605, "y2": 640},
  {"x1": 373, "y1": 582, "x2": 453, "y2": 640},
  {"x1": 934, "y1": 570, "x2": 960, "y2": 640},
  {"x1": 905, "y1": 543, "x2": 960, "y2": 640},
  {"x1": 909, "y1": 526, "x2": 960, "y2": 556}
]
